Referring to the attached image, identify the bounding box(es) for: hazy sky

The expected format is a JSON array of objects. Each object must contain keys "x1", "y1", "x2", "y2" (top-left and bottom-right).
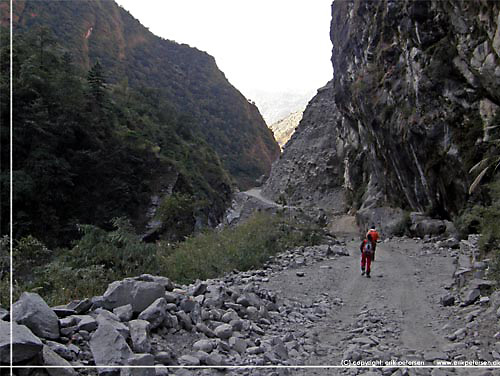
[{"x1": 115, "y1": 0, "x2": 333, "y2": 98}]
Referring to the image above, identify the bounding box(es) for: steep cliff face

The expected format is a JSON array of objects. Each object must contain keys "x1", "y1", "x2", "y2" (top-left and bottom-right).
[
  {"x1": 263, "y1": 82, "x2": 349, "y2": 213},
  {"x1": 10, "y1": 0, "x2": 279, "y2": 188},
  {"x1": 265, "y1": 0, "x2": 500, "y2": 223}
]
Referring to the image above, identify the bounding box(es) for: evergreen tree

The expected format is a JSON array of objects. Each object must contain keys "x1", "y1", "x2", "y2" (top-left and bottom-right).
[{"x1": 86, "y1": 60, "x2": 107, "y2": 113}]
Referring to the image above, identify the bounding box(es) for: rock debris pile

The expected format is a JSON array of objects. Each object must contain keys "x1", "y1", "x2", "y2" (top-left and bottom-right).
[{"x1": 0, "y1": 242, "x2": 349, "y2": 375}]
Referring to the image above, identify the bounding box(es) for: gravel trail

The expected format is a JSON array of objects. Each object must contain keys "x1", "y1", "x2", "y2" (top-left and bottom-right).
[{"x1": 262, "y1": 234, "x2": 491, "y2": 375}]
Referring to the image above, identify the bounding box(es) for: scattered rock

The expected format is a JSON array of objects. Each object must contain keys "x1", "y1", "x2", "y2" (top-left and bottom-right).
[
  {"x1": 102, "y1": 279, "x2": 165, "y2": 313},
  {"x1": 440, "y1": 294, "x2": 455, "y2": 307},
  {"x1": 11, "y1": 292, "x2": 60, "y2": 340},
  {"x1": 89, "y1": 321, "x2": 133, "y2": 368},
  {"x1": 193, "y1": 339, "x2": 214, "y2": 353},
  {"x1": 113, "y1": 304, "x2": 133, "y2": 322},
  {"x1": 0, "y1": 320, "x2": 43, "y2": 363},
  {"x1": 74, "y1": 315, "x2": 98, "y2": 332},
  {"x1": 42, "y1": 345, "x2": 78, "y2": 376},
  {"x1": 129, "y1": 319, "x2": 151, "y2": 353},
  {"x1": 138, "y1": 298, "x2": 167, "y2": 329},
  {"x1": 462, "y1": 288, "x2": 481, "y2": 306},
  {"x1": 178, "y1": 354, "x2": 200, "y2": 366},
  {"x1": 214, "y1": 323, "x2": 233, "y2": 339}
]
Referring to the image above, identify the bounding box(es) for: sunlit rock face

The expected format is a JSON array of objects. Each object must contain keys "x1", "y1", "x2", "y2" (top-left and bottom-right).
[
  {"x1": 269, "y1": 110, "x2": 304, "y2": 150},
  {"x1": 265, "y1": 0, "x2": 500, "y2": 220}
]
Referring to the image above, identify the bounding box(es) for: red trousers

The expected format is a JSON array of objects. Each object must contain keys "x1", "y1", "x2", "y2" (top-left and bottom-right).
[{"x1": 361, "y1": 251, "x2": 372, "y2": 274}]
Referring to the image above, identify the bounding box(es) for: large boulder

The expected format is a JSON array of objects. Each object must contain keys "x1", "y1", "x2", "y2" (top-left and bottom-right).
[
  {"x1": 409, "y1": 212, "x2": 446, "y2": 237},
  {"x1": 0, "y1": 320, "x2": 43, "y2": 363},
  {"x1": 136, "y1": 274, "x2": 174, "y2": 291},
  {"x1": 89, "y1": 321, "x2": 133, "y2": 368},
  {"x1": 137, "y1": 298, "x2": 167, "y2": 330},
  {"x1": 356, "y1": 207, "x2": 408, "y2": 237},
  {"x1": 12, "y1": 292, "x2": 60, "y2": 340},
  {"x1": 102, "y1": 279, "x2": 165, "y2": 313}
]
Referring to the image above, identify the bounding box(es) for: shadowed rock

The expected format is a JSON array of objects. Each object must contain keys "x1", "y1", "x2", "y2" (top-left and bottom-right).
[{"x1": 0, "y1": 321, "x2": 43, "y2": 363}]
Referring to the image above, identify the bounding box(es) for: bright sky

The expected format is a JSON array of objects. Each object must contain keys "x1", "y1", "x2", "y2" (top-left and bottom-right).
[{"x1": 115, "y1": 0, "x2": 333, "y2": 98}]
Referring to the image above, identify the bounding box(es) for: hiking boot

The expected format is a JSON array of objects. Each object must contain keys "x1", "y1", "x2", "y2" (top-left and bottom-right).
[
  {"x1": 361, "y1": 271, "x2": 365, "y2": 276},
  {"x1": 366, "y1": 273, "x2": 371, "y2": 278}
]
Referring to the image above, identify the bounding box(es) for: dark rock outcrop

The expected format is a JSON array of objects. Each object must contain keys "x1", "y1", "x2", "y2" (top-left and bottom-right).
[{"x1": 264, "y1": 1, "x2": 500, "y2": 232}]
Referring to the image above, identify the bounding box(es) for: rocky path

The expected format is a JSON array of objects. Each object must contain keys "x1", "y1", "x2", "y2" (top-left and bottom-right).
[
  {"x1": 262, "y1": 235, "x2": 498, "y2": 376},
  {"x1": 243, "y1": 189, "x2": 281, "y2": 207}
]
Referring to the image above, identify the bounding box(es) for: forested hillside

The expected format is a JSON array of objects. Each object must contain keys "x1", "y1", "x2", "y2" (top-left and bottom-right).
[
  {"x1": 0, "y1": 26, "x2": 232, "y2": 246},
  {"x1": 7, "y1": 0, "x2": 279, "y2": 188},
  {"x1": 0, "y1": 0, "x2": 282, "y2": 245}
]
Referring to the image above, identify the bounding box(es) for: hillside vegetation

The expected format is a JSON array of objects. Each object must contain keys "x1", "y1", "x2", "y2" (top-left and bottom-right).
[
  {"x1": 1, "y1": 212, "x2": 324, "y2": 307},
  {"x1": 8, "y1": 0, "x2": 279, "y2": 188},
  {"x1": 1, "y1": 26, "x2": 231, "y2": 246}
]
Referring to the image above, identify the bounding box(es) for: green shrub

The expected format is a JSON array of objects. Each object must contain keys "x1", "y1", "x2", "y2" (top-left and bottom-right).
[
  {"x1": 158, "y1": 212, "x2": 321, "y2": 285},
  {"x1": 155, "y1": 193, "x2": 196, "y2": 241},
  {"x1": 0, "y1": 274, "x2": 22, "y2": 309},
  {"x1": 488, "y1": 249, "x2": 500, "y2": 285},
  {"x1": 455, "y1": 205, "x2": 486, "y2": 239},
  {"x1": 68, "y1": 217, "x2": 158, "y2": 277},
  {"x1": 30, "y1": 262, "x2": 109, "y2": 306},
  {"x1": 11, "y1": 213, "x2": 323, "y2": 305},
  {"x1": 17, "y1": 217, "x2": 160, "y2": 305},
  {"x1": 480, "y1": 180, "x2": 500, "y2": 255},
  {"x1": 13, "y1": 235, "x2": 52, "y2": 270},
  {"x1": 0, "y1": 236, "x2": 9, "y2": 279}
]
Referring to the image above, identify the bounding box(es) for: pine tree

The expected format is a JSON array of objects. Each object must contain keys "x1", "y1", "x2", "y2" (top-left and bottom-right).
[{"x1": 87, "y1": 60, "x2": 107, "y2": 112}]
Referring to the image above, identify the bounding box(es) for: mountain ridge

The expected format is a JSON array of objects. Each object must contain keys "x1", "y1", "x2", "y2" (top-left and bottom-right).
[{"x1": 9, "y1": 0, "x2": 279, "y2": 189}]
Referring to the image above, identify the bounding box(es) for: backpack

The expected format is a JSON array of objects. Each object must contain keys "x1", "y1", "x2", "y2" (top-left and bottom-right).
[{"x1": 364, "y1": 241, "x2": 373, "y2": 255}]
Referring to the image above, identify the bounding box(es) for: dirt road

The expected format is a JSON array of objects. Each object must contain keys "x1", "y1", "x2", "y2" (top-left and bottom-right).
[{"x1": 262, "y1": 234, "x2": 489, "y2": 375}]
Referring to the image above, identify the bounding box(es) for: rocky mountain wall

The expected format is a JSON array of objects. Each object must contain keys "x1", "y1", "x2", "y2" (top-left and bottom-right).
[{"x1": 264, "y1": 0, "x2": 500, "y2": 226}]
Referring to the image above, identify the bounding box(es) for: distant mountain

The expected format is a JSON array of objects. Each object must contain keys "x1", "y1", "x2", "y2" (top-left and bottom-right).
[
  {"x1": 9, "y1": 0, "x2": 279, "y2": 189},
  {"x1": 246, "y1": 88, "x2": 315, "y2": 125},
  {"x1": 269, "y1": 110, "x2": 304, "y2": 150}
]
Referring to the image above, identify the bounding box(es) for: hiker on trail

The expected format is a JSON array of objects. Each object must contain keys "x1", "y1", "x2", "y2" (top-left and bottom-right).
[
  {"x1": 360, "y1": 233, "x2": 374, "y2": 278},
  {"x1": 366, "y1": 226, "x2": 379, "y2": 261}
]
